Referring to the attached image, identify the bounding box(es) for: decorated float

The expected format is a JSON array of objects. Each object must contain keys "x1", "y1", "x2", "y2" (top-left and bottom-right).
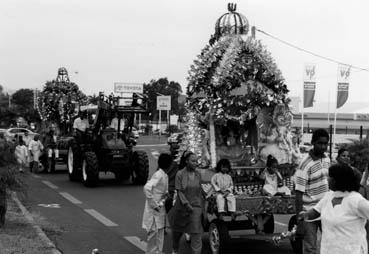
[{"x1": 178, "y1": 4, "x2": 300, "y2": 254}]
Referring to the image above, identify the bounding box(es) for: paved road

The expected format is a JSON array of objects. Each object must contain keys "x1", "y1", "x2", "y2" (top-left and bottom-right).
[{"x1": 23, "y1": 136, "x2": 295, "y2": 254}]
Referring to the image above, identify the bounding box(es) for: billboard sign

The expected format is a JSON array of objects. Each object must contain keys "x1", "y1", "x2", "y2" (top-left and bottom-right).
[
  {"x1": 114, "y1": 83, "x2": 143, "y2": 94},
  {"x1": 157, "y1": 96, "x2": 171, "y2": 111}
]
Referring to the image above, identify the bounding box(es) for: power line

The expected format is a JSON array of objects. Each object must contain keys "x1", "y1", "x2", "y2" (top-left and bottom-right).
[{"x1": 255, "y1": 28, "x2": 369, "y2": 73}]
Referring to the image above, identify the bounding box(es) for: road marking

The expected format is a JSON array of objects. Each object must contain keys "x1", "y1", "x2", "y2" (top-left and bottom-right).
[
  {"x1": 136, "y1": 144, "x2": 167, "y2": 147},
  {"x1": 275, "y1": 221, "x2": 288, "y2": 227},
  {"x1": 84, "y1": 209, "x2": 118, "y2": 227},
  {"x1": 32, "y1": 174, "x2": 41, "y2": 179},
  {"x1": 42, "y1": 180, "x2": 59, "y2": 189},
  {"x1": 124, "y1": 236, "x2": 147, "y2": 252},
  {"x1": 59, "y1": 192, "x2": 82, "y2": 204},
  {"x1": 38, "y1": 204, "x2": 61, "y2": 208}
]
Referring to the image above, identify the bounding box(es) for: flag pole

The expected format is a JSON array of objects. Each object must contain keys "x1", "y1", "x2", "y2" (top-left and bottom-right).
[
  {"x1": 333, "y1": 108, "x2": 337, "y2": 150},
  {"x1": 333, "y1": 66, "x2": 339, "y2": 153},
  {"x1": 301, "y1": 83, "x2": 304, "y2": 135},
  {"x1": 327, "y1": 90, "x2": 330, "y2": 125}
]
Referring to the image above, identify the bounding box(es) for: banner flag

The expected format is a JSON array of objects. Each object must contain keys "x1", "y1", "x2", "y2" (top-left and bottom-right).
[
  {"x1": 336, "y1": 65, "x2": 351, "y2": 109},
  {"x1": 303, "y1": 64, "x2": 317, "y2": 108}
]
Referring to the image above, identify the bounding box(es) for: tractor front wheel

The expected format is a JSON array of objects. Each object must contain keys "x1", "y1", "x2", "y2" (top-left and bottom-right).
[
  {"x1": 82, "y1": 152, "x2": 99, "y2": 187},
  {"x1": 67, "y1": 144, "x2": 82, "y2": 182},
  {"x1": 132, "y1": 151, "x2": 149, "y2": 185}
]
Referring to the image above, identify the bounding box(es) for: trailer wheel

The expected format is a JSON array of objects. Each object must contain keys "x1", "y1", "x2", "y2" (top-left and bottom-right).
[
  {"x1": 67, "y1": 144, "x2": 82, "y2": 181},
  {"x1": 132, "y1": 151, "x2": 149, "y2": 185},
  {"x1": 289, "y1": 215, "x2": 302, "y2": 254},
  {"x1": 263, "y1": 213, "x2": 275, "y2": 234},
  {"x1": 209, "y1": 219, "x2": 229, "y2": 254},
  {"x1": 82, "y1": 152, "x2": 99, "y2": 187}
]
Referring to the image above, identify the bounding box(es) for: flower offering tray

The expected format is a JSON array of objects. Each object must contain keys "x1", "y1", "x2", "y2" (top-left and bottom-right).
[{"x1": 235, "y1": 195, "x2": 296, "y2": 214}]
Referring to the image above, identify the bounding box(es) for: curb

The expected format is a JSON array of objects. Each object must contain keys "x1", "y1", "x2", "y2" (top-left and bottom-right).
[{"x1": 11, "y1": 192, "x2": 63, "y2": 254}]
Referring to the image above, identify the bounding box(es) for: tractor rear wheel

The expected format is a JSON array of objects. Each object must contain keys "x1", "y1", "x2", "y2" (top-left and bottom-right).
[
  {"x1": 132, "y1": 151, "x2": 149, "y2": 185},
  {"x1": 67, "y1": 144, "x2": 82, "y2": 181},
  {"x1": 82, "y1": 152, "x2": 99, "y2": 187}
]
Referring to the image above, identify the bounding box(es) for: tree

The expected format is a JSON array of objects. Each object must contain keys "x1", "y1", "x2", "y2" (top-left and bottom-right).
[
  {"x1": 87, "y1": 94, "x2": 100, "y2": 105},
  {"x1": 11, "y1": 89, "x2": 33, "y2": 110},
  {"x1": 0, "y1": 86, "x2": 17, "y2": 127},
  {"x1": 143, "y1": 78, "x2": 183, "y2": 121},
  {"x1": 0, "y1": 85, "x2": 10, "y2": 109},
  {"x1": 10, "y1": 89, "x2": 40, "y2": 123}
]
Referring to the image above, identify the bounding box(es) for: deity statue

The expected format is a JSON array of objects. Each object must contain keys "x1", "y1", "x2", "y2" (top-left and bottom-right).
[
  {"x1": 257, "y1": 104, "x2": 293, "y2": 164},
  {"x1": 215, "y1": 121, "x2": 255, "y2": 166}
]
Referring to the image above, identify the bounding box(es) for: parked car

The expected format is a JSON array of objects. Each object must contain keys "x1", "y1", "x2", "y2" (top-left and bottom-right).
[{"x1": 4, "y1": 128, "x2": 38, "y2": 142}]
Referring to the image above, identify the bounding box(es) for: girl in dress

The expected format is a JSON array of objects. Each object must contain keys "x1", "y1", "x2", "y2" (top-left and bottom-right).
[
  {"x1": 28, "y1": 135, "x2": 44, "y2": 173},
  {"x1": 14, "y1": 139, "x2": 28, "y2": 172}
]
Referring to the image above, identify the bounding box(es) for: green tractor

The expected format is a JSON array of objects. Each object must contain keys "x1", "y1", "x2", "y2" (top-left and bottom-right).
[{"x1": 67, "y1": 92, "x2": 149, "y2": 187}]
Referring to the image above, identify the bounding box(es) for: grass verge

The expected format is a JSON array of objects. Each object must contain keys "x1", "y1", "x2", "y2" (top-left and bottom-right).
[{"x1": 0, "y1": 195, "x2": 56, "y2": 254}]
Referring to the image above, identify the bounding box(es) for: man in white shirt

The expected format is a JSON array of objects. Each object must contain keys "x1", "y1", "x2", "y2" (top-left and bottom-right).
[
  {"x1": 110, "y1": 113, "x2": 125, "y2": 131},
  {"x1": 73, "y1": 112, "x2": 89, "y2": 143},
  {"x1": 73, "y1": 112, "x2": 90, "y2": 133}
]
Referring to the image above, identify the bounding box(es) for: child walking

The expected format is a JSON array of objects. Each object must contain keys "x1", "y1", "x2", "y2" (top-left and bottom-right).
[
  {"x1": 14, "y1": 139, "x2": 28, "y2": 172},
  {"x1": 142, "y1": 153, "x2": 172, "y2": 254},
  {"x1": 261, "y1": 155, "x2": 291, "y2": 196},
  {"x1": 211, "y1": 159, "x2": 236, "y2": 218},
  {"x1": 28, "y1": 135, "x2": 44, "y2": 173}
]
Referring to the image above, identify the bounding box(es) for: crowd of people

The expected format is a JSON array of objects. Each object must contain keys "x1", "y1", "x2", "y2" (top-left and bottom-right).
[
  {"x1": 141, "y1": 128, "x2": 369, "y2": 254},
  {"x1": 13, "y1": 123, "x2": 60, "y2": 174},
  {"x1": 295, "y1": 129, "x2": 369, "y2": 254}
]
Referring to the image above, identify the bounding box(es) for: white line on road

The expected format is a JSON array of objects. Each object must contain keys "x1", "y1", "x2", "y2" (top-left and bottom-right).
[
  {"x1": 59, "y1": 192, "x2": 82, "y2": 204},
  {"x1": 32, "y1": 174, "x2": 41, "y2": 179},
  {"x1": 136, "y1": 144, "x2": 167, "y2": 147},
  {"x1": 275, "y1": 221, "x2": 288, "y2": 227},
  {"x1": 84, "y1": 209, "x2": 118, "y2": 227},
  {"x1": 42, "y1": 180, "x2": 59, "y2": 190},
  {"x1": 124, "y1": 236, "x2": 147, "y2": 252}
]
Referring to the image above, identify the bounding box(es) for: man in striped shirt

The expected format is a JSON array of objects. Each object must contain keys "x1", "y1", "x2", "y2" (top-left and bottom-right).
[{"x1": 295, "y1": 129, "x2": 330, "y2": 254}]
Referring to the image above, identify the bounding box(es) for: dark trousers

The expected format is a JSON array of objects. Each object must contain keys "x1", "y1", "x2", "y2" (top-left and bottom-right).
[
  {"x1": 172, "y1": 231, "x2": 202, "y2": 254},
  {"x1": 303, "y1": 221, "x2": 321, "y2": 254},
  {"x1": 32, "y1": 161, "x2": 39, "y2": 173},
  {"x1": 0, "y1": 187, "x2": 6, "y2": 226}
]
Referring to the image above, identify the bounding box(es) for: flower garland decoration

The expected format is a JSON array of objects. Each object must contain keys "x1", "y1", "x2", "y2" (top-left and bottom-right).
[
  {"x1": 187, "y1": 34, "x2": 290, "y2": 124},
  {"x1": 175, "y1": 111, "x2": 204, "y2": 165},
  {"x1": 39, "y1": 80, "x2": 87, "y2": 123}
]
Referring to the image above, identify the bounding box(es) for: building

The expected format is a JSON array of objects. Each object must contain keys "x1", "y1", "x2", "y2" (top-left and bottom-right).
[{"x1": 290, "y1": 96, "x2": 369, "y2": 134}]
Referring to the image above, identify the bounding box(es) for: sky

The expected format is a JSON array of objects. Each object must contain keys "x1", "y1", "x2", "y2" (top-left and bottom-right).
[{"x1": 1, "y1": 0, "x2": 369, "y2": 112}]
